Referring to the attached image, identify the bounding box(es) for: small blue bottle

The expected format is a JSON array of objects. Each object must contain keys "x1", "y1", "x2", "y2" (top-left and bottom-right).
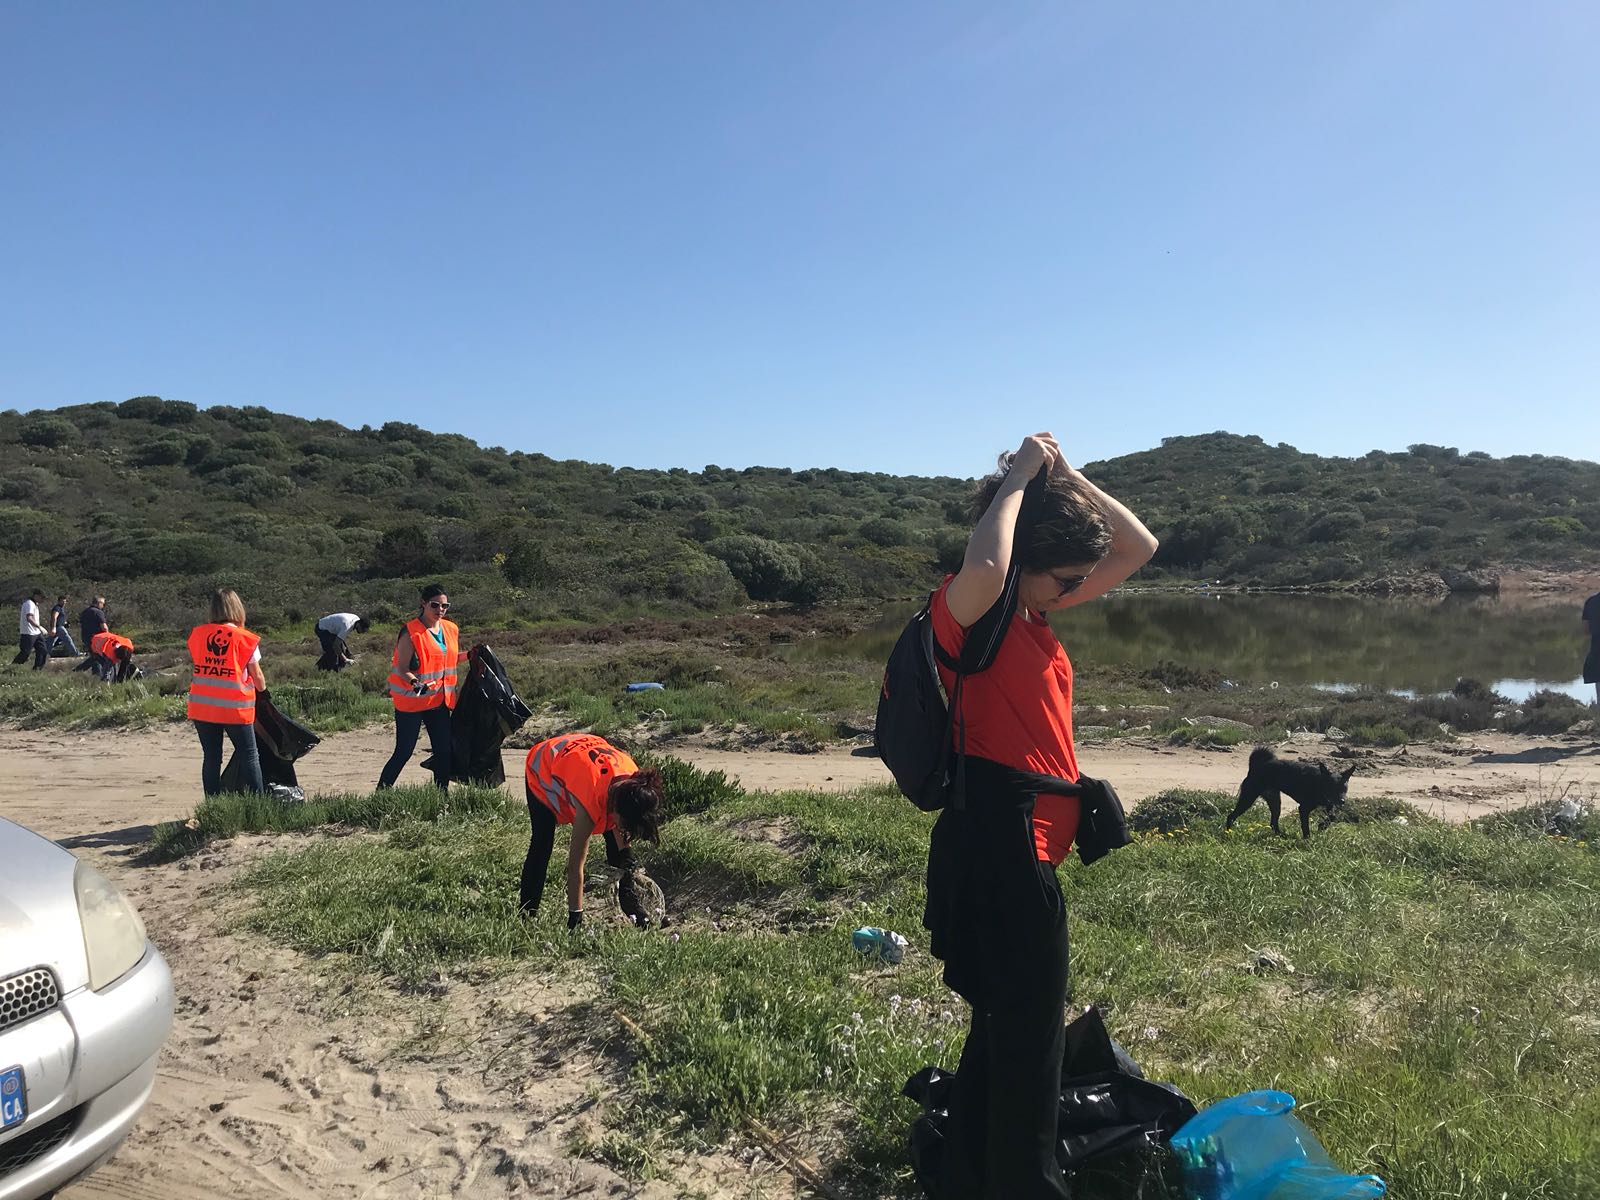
[{"x1": 1169, "y1": 1090, "x2": 1385, "y2": 1200}]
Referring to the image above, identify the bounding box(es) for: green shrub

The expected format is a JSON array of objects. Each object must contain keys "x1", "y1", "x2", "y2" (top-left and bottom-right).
[
  {"x1": 500, "y1": 538, "x2": 548, "y2": 587},
  {"x1": 858, "y1": 516, "x2": 912, "y2": 547},
  {"x1": 115, "y1": 396, "x2": 167, "y2": 420},
  {"x1": 1307, "y1": 509, "x2": 1365, "y2": 542},
  {"x1": 152, "y1": 399, "x2": 199, "y2": 425},
  {"x1": 369, "y1": 523, "x2": 447, "y2": 577},
  {"x1": 209, "y1": 464, "x2": 295, "y2": 504},
  {"x1": 1144, "y1": 661, "x2": 1224, "y2": 690},
  {"x1": 136, "y1": 436, "x2": 192, "y2": 466},
  {"x1": 342, "y1": 463, "x2": 406, "y2": 494},
  {"x1": 19, "y1": 416, "x2": 78, "y2": 447},
  {"x1": 1126, "y1": 788, "x2": 1232, "y2": 834},
  {"x1": 637, "y1": 753, "x2": 745, "y2": 819},
  {"x1": 1505, "y1": 690, "x2": 1591, "y2": 735},
  {"x1": 705, "y1": 535, "x2": 803, "y2": 601},
  {"x1": 932, "y1": 528, "x2": 967, "y2": 574},
  {"x1": 232, "y1": 431, "x2": 291, "y2": 458},
  {"x1": 1473, "y1": 797, "x2": 1600, "y2": 843},
  {"x1": 1320, "y1": 794, "x2": 1434, "y2": 827},
  {"x1": 0, "y1": 506, "x2": 70, "y2": 555},
  {"x1": 82, "y1": 529, "x2": 232, "y2": 577}
]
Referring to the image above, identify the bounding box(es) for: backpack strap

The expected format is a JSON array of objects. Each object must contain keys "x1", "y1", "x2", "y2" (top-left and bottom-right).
[{"x1": 927, "y1": 564, "x2": 1020, "y2": 810}]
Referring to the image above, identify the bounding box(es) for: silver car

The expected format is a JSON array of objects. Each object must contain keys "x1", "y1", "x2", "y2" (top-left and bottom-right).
[{"x1": 0, "y1": 817, "x2": 173, "y2": 1199}]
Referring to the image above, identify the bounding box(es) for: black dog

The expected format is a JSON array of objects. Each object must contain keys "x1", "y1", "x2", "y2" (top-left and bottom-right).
[{"x1": 1225, "y1": 747, "x2": 1355, "y2": 838}]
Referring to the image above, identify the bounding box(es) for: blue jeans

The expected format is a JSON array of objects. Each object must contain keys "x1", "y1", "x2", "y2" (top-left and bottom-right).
[
  {"x1": 51, "y1": 628, "x2": 79, "y2": 656},
  {"x1": 378, "y1": 706, "x2": 452, "y2": 790},
  {"x1": 194, "y1": 720, "x2": 264, "y2": 795}
]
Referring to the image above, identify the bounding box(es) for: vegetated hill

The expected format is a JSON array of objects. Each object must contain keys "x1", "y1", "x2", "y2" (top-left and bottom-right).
[
  {"x1": 1, "y1": 399, "x2": 1594, "y2": 633},
  {"x1": 1094, "y1": 433, "x2": 1600, "y2": 587}
]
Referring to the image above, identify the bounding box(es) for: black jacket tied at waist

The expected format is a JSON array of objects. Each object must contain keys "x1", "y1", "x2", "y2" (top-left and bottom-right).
[{"x1": 923, "y1": 757, "x2": 1130, "y2": 1005}]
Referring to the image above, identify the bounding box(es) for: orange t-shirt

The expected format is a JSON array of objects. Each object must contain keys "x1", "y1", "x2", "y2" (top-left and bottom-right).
[{"x1": 929, "y1": 577, "x2": 1080, "y2": 865}]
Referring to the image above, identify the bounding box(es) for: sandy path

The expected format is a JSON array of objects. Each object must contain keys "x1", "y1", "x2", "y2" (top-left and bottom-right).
[
  {"x1": 3, "y1": 722, "x2": 1596, "y2": 846},
  {"x1": 2, "y1": 720, "x2": 1596, "y2": 1199}
]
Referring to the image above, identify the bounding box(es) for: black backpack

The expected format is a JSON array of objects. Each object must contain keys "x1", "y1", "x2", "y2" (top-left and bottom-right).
[{"x1": 874, "y1": 567, "x2": 1020, "y2": 812}]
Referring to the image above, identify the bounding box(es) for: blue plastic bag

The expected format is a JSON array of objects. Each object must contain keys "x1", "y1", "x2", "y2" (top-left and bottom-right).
[{"x1": 1169, "y1": 1090, "x2": 1385, "y2": 1200}]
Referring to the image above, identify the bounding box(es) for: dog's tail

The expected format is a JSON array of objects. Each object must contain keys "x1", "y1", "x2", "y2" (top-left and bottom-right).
[{"x1": 1246, "y1": 746, "x2": 1275, "y2": 775}]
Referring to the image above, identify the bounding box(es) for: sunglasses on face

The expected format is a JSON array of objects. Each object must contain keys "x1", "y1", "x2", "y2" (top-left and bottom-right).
[
  {"x1": 1048, "y1": 573, "x2": 1088, "y2": 597},
  {"x1": 427, "y1": 601, "x2": 450, "y2": 612}
]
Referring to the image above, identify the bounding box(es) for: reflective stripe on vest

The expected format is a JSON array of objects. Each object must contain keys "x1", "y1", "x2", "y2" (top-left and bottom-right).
[
  {"x1": 388, "y1": 618, "x2": 460, "y2": 712},
  {"x1": 186, "y1": 623, "x2": 260, "y2": 726}
]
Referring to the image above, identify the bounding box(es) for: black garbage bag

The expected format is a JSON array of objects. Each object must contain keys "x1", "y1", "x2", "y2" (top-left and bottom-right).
[
  {"x1": 222, "y1": 693, "x2": 322, "y2": 791},
  {"x1": 423, "y1": 646, "x2": 532, "y2": 786},
  {"x1": 903, "y1": 1005, "x2": 1196, "y2": 1199},
  {"x1": 315, "y1": 639, "x2": 347, "y2": 672}
]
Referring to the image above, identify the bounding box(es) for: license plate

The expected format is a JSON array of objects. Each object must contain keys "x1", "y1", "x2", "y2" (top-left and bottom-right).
[{"x1": 0, "y1": 1065, "x2": 24, "y2": 1130}]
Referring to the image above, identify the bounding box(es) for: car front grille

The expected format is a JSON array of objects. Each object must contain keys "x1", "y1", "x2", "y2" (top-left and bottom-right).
[
  {"x1": 0, "y1": 968, "x2": 60, "y2": 1035},
  {"x1": 0, "y1": 1105, "x2": 81, "y2": 1177}
]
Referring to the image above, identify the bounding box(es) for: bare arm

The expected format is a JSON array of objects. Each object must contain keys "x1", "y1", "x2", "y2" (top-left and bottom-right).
[
  {"x1": 566, "y1": 806, "x2": 595, "y2": 913},
  {"x1": 945, "y1": 434, "x2": 1062, "y2": 627},
  {"x1": 1053, "y1": 465, "x2": 1160, "y2": 609},
  {"x1": 249, "y1": 661, "x2": 267, "y2": 691},
  {"x1": 393, "y1": 631, "x2": 423, "y2": 689}
]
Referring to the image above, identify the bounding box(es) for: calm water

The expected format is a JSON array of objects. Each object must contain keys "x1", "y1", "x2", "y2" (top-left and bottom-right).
[{"x1": 795, "y1": 593, "x2": 1595, "y2": 702}]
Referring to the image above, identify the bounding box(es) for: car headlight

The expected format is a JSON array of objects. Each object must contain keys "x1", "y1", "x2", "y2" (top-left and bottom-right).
[{"x1": 74, "y1": 863, "x2": 148, "y2": 991}]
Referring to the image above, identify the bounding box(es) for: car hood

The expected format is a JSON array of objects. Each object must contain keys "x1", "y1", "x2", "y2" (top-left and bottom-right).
[{"x1": 0, "y1": 818, "x2": 91, "y2": 993}]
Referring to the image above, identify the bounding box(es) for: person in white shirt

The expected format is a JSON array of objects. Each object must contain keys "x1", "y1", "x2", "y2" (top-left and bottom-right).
[
  {"x1": 315, "y1": 611, "x2": 368, "y2": 672},
  {"x1": 14, "y1": 591, "x2": 48, "y2": 670}
]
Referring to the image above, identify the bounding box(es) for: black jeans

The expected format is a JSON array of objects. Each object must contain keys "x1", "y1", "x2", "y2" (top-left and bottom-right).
[
  {"x1": 378, "y1": 705, "x2": 452, "y2": 790},
  {"x1": 13, "y1": 634, "x2": 48, "y2": 670},
  {"x1": 519, "y1": 790, "x2": 632, "y2": 915},
  {"x1": 194, "y1": 720, "x2": 264, "y2": 795}
]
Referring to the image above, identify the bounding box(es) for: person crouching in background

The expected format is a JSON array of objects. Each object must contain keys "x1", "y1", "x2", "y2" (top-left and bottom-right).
[
  {"x1": 315, "y1": 611, "x2": 368, "y2": 672},
  {"x1": 90, "y1": 630, "x2": 136, "y2": 683}
]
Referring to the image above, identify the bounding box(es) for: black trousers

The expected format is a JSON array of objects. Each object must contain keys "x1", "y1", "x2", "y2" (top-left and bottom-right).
[
  {"x1": 13, "y1": 634, "x2": 48, "y2": 670},
  {"x1": 519, "y1": 790, "x2": 632, "y2": 915},
  {"x1": 924, "y1": 755, "x2": 1077, "y2": 1200},
  {"x1": 377, "y1": 705, "x2": 452, "y2": 789},
  {"x1": 937, "y1": 857, "x2": 1071, "y2": 1200},
  {"x1": 316, "y1": 627, "x2": 350, "y2": 671}
]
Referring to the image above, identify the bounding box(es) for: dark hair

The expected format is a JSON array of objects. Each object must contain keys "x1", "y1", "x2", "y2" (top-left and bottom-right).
[
  {"x1": 354, "y1": 617, "x2": 371, "y2": 633},
  {"x1": 420, "y1": 583, "x2": 447, "y2": 603},
  {"x1": 971, "y1": 455, "x2": 1113, "y2": 570},
  {"x1": 608, "y1": 767, "x2": 666, "y2": 844}
]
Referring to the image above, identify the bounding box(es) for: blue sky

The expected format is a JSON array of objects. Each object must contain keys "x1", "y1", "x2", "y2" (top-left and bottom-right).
[{"x1": 4, "y1": 2, "x2": 1595, "y2": 477}]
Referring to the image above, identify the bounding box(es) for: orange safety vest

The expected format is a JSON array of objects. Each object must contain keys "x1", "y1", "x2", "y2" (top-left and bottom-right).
[
  {"x1": 186, "y1": 623, "x2": 261, "y2": 726},
  {"x1": 91, "y1": 631, "x2": 134, "y2": 660},
  {"x1": 387, "y1": 618, "x2": 460, "y2": 711},
  {"x1": 524, "y1": 734, "x2": 638, "y2": 832}
]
